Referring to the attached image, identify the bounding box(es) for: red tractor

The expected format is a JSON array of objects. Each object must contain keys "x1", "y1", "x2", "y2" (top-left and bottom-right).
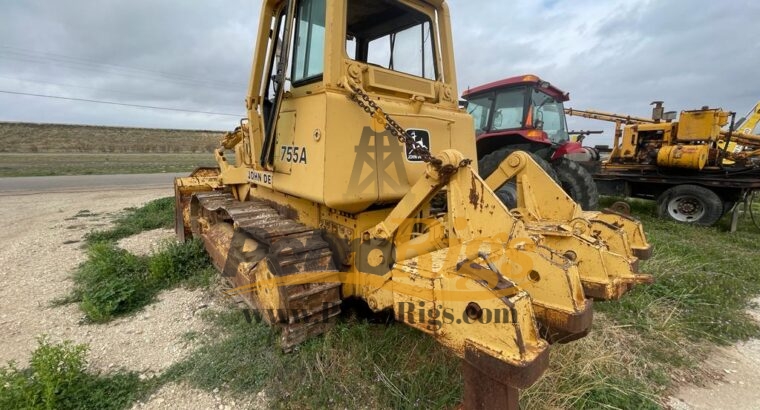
[{"x1": 462, "y1": 74, "x2": 599, "y2": 209}]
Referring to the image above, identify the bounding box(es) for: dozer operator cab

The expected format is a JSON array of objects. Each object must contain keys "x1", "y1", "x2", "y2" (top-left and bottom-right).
[
  {"x1": 462, "y1": 75, "x2": 572, "y2": 159},
  {"x1": 237, "y1": 0, "x2": 475, "y2": 213}
]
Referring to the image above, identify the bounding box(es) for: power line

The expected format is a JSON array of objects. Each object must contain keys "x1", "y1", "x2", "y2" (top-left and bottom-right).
[
  {"x1": 0, "y1": 53, "x2": 243, "y2": 91},
  {"x1": 0, "y1": 75, "x2": 179, "y2": 101},
  {"x1": 0, "y1": 46, "x2": 248, "y2": 90},
  {"x1": 0, "y1": 45, "x2": 247, "y2": 87},
  {"x1": 0, "y1": 89, "x2": 243, "y2": 117}
]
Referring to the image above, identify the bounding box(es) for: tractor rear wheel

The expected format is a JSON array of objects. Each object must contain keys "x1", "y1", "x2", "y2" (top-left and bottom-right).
[
  {"x1": 552, "y1": 158, "x2": 599, "y2": 210},
  {"x1": 478, "y1": 147, "x2": 558, "y2": 209}
]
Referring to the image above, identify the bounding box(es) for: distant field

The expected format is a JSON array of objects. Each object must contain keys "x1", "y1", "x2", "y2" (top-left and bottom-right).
[
  {"x1": 0, "y1": 121, "x2": 224, "y2": 154},
  {"x1": 0, "y1": 122, "x2": 226, "y2": 176},
  {"x1": 0, "y1": 153, "x2": 219, "y2": 177}
]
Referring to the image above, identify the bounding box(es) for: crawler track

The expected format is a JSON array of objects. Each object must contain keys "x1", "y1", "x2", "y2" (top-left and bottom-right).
[{"x1": 192, "y1": 191, "x2": 341, "y2": 351}]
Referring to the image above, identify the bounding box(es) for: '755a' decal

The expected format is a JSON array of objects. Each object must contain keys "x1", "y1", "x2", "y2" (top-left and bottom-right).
[{"x1": 280, "y1": 145, "x2": 307, "y2": 164}]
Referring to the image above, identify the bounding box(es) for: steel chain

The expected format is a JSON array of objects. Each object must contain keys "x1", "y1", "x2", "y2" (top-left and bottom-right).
[{"x1": 348, "y1": 84, "x2": 471, "y2": 180}]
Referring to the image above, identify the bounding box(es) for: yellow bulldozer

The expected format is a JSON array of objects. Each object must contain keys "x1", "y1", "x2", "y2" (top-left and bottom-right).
[{"x1": 174, "y1": 0, "x2": 652, "y2": 407}]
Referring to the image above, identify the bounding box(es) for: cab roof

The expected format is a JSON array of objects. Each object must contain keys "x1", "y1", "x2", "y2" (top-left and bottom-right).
[{"x1": 462, "y1": 74, "x2": 569, "y2": 102}]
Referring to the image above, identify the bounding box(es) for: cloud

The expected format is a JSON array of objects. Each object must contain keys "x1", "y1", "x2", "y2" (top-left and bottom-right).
[
  {"x1": 0, "y1": 0, "x2": 255, "y2": 130},
  {"x1": 0, "y1": 0, "x2": 758, "y2": 142},
  {"x1": 450, "y1": 0, "x2": 760, "y2": 144}
]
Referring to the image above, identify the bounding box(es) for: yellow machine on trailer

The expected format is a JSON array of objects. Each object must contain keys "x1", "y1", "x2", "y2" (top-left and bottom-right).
[
  {"x1": 566, "y1": 102, "x2": 760, "y2": 228},
  {"x1": 174, "y1": 0, "x2": 652, "y2": 407},
  {"x1": 736, "y1": 101, "x2": 760, "y2": 136}
]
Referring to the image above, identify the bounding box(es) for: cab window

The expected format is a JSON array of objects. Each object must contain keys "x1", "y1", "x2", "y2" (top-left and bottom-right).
[
  {"x1": 466, "y1": 95, "x2": 493, "y2": 136},
  {"x1": 492, "y1": 88, "x2": 526, "y2": 131},
  {"x1": 292, "y1": 0, "x2": 325, "y2": 84},
  {"x1": 530, "y1": 88, "x2": 569, "y2": 143},
  {"x1": 346, "y1": 0, "x2": 437, "y2": 80}
]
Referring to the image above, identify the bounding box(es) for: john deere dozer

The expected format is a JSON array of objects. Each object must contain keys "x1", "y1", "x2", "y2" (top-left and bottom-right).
[{"x1": 174, "y1": 0, "x2": 652, "y2": 408}]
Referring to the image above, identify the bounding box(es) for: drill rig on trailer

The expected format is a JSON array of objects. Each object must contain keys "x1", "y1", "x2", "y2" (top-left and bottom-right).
[
  {"x1": 567, "y1": 102, "x2": 760, "y2": 227},
  {"x1": 174, "y1": 0, "x2": 652, "y2": 407}
]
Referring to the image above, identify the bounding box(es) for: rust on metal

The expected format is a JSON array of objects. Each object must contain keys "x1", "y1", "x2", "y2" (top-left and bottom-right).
[
  {"x1": 535, "y1": 299, "x2": 594, "y2": 344},
  {"x1": 462, "y1": 341, "x2": 549, "y2": 410},
  {"x1": 632, "y1": 245, "x2": 654, "y2": 260},
  {"x1": 193, "y1": 191, "x2": 342, "y2": 351},
  {"x1": 469, "y1": 174, "x2": 481, "y2": 208}
]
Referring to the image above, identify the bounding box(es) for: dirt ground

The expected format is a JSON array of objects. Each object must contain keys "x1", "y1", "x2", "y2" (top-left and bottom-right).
[
  {"x1": 0, "y1": 188, "x2": 758, "y2": 409},
  {"x1": 0, "y1": 188, "x2": 253, "y2": 409},
  {"x1": 667, "y1": 301, "x2": 760, "y2": 410}
]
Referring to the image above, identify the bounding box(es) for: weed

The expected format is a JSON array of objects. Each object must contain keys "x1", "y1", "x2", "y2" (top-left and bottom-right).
[
  {"x1": 165, "y1": 308, "x2": 462, "y2": 409},
  {"x1": 58, "y1": 196, "x2": 213, "y2": 321},
  {"x1": 598, "y1": 198, "x2": 760, "y2": 346},
  {"x1": 66, "y1": 239, "x2": 212, "y2": 322},
  {"x1": 148, "y1": 239, "x2": 214, "y2": 288},
  {"x1": 0, "y1": 337, "x2": 143, "y2": 410},
  {"x1": 522, "y1": 314, "x2": 662, "y2": 409},
  {"x1": 74, "y1": 243, "x2": 150, "y2": 322},
  {"x1": 85, "y1": 197, "x2": 174, "y2": 245}
]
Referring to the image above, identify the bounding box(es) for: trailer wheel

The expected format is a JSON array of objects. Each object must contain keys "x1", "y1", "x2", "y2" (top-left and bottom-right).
[
  {"x1": 656, "y1": 185, "x2": 723, "y2": 226},
  {"x1": 478, "y1": 147, "x2": 558, "y2": 209},
  {"x1": 552, "y1": 157, "x2": 599, "y2": 210}
]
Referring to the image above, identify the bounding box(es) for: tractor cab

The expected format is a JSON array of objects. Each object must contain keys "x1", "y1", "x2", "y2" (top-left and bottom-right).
[{"x1": 462, "y1": 74, "x2": 572, "y2": 158}]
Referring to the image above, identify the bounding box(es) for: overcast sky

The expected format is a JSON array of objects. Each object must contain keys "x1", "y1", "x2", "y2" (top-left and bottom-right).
[{"x1": 1, "y1": 0, "x2": 759, "y2": 145}]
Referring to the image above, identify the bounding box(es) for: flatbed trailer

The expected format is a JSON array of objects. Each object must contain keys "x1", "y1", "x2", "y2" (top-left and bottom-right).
[{"x1": 582, "y1": 161, "x2": 760, "y2": 230}]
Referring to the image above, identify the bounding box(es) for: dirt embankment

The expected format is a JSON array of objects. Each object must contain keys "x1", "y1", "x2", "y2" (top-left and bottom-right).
[{"x1": 0, "y1": 121, "x2": 223, "y2": 154}]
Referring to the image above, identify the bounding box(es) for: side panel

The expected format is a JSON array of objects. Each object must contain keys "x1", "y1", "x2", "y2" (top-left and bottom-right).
[
  {"x1": 271, "y1": 94, "x2": 327, "y2": 205},
  {"x1": 321, "y1": 91, "x2": 476, "y2": 213},
  {"x1": 273, "y1": 111, "x2": 296, "y2": 175}
]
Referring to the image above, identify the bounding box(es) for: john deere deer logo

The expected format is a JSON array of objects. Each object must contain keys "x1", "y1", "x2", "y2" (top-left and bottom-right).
[{"x1": 405, "y1": 129, "x2": 430, "y2": 162}]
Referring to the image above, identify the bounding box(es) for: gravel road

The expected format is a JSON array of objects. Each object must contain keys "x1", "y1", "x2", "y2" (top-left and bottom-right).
[
  {"x1": 0, "y1": 173, "x2": 186, "y2": 195},
  {"x1": 667, "y1": 302, "x2": 760, "y2": 410},
  {"x1": 0, "y1": 187, "x2": 255, "y2": 409}
]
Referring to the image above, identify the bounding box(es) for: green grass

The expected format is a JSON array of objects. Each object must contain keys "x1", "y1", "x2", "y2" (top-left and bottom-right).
[
  {"x1": 162, "y1": 308, "x2": 663, "y2": 409},
  {"x1": 0, "y1": 338, "x2": 145, "y2": 410},
  {"x1": 64, "y1": 240, "x2": 213, "y2": 322},
  {"x1": 148, "y1": 239, "x2": 215, "y2": 288},
  {"x1": 0, "y1": 153, "x2": 219, "y2": 177},
  {"x1": 51, "y1": 193, "x2": 760, "y2": 408},
  {"x1": 85, "y1": 197, "x2": 174, "y2": 245},
  {"x1": 521, "y1": 313, "x2": 664, "y2": 409},
  {"x1": 599, "y1": 197, "x2": 760, "y2": 345},
  {"x1": 164, "y1": 308, "x2": 462, "y2": 409},
  {"x1": 59, "y1": 196, "x2": 214, "y2": 321}
]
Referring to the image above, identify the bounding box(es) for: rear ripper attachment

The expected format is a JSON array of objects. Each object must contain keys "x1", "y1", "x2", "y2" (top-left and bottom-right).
[{"x1": 484, "y1": 151, "x2": 654, "y2": 300}]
